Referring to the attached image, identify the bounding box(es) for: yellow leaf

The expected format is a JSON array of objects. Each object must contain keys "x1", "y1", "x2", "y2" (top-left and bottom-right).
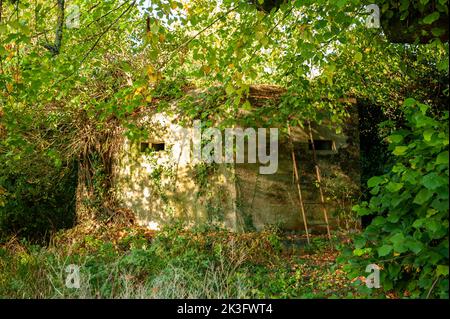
[
  {"x1": 255, "y1": 31, "x2": 264, "y2": 40},
  {"x1": 202, "y1": 65, "x2": 211, "y2": 74},
  {"x1": 147, "y1": 65, "x2": 155, "y2": 77},
  {"x1": 6, "y1": 52, "x2": 14, "y2": 62},
  {"x1": 135, "y1": 86, "x2": 145, "y2": 94},
  {"x1": 149, "y1": 74, "x2": 158, "y2": 83}
]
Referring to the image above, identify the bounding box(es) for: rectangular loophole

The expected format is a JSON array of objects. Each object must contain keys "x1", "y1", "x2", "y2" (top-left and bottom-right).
[
  {"x1": 309, "y1": 140, "x2": 333, "y2": 151},
  {"x1": 140, "y1": 142, "x2": 150, "y2": 152},
  {"x1": 140, "y1": 142, "x2": 165, "y2": 152},
  {"x1": 152, "y1": 143, "x2": 165, "y2": 152}
]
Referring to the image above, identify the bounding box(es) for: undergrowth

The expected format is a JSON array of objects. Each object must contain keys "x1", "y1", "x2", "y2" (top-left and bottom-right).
[{"x1": 0, "y1": 223, "x2": 370, "y2": 299}]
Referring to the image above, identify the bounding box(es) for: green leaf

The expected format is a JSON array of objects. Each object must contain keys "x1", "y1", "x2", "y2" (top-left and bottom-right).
[
  {"x1": 353, "y1": 204, "x2": 371, "y2": 216},
  {"x1": 386, "y1": 182, "x2": 403, "y2": 192},
  {"x1": 412, "y1": 218, "x2": 425, "y2": 228},
  {"x1": 388, "y1": 134, "x2": 404, "y2": 144},
  {"x1": 353, "y1": 248, "x2": 365, "y2": 256},
  {"x1": 389, "y1": 233, "x2": 404, "y2": 245},
  {"x1": 413, "y1": 113, "x2": 435, "y2": 127},
  {"x1": 150, "y1": 23, "x2": 159, "y2": 34},
  {"x1": 225, "y1": 84, "x2": 234, "y2": 96},
  {"x1": 431, "y1": 27, "x2": 445, "y2": 37},
  {"x1": 388, "y1": 263, "x2": 401, "y2": 277},
  {"x1": 423, "y1": 12, "x2": 440, "y2": 25},
  {"x1": 431, "y1": 199, "x2": 449, "y2": 211},
  {"x1": 383, "y1": 278, "x2": 393, "y2": 291},
  {"x1": 436, "y1": 265, "x2": 449, "y2": 277},
  {"x1": 405, "y1": 239, "x2": 424, "y2": 254},
  {"x1": 260, "y1": 37, "x2": 269, "y2": 47},
  {"x1": 336, "y1": 0, "x2": 347, "y2": 9},
  {"x1": 418, "y1": 103, "x2": 430, "y2": 114},
  {"x1": 437, "y1": 58, "x2": 449, "y2": 72},
  {"x1": 436, "y1": 151, "x2": 449, "y2": 165},
  {"x1": 378, "y1": 245, "x2": 392, "y2": 257},
  {"x1": 403, "y1": 98, "x2": 416, "y2": 106},
  {"x1": 367, "y1": 176, "x2": 384, "y2": 188},
  {"x1": 422, "y1": 173, "x2": 446, "y2": 190},
  {"x1": 393, "y1": 146, "x2": 408, "y2": 156},
  {"x1": 425, "y1": 219, "x2": 442, "y2": 234},
  {"x1": 390, "y1": 233, "x2": 408, "y2": 253},
  {"x1": 403, "y1": 169, "x2": 420, "y2": 184},
  {"x1": 413, "y1": 188, "x2": 434, "y2": 205},
  {"x1": 354, "y1": 237, "x2": 366, "y2": 249},
  {"x1": 423, "y1": 129, "x2": 434, "y2": 142},
  {"x1": 387, "y1": 211, "x2": 401, "y2": 223},
  {"x1": 371, "y1": 216, "x2": 386, "y2": 226},
  {"x1": 354, "y1": 52, "x2": 362, "y2": 62}
]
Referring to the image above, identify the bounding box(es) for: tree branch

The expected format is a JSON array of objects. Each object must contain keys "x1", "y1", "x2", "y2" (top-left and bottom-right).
[
  {"x1": 54, "y1": 0, "x2": 136, "y2": 85},
  {"x1": 158, "y1": 4, "x2": 241, "y2": 71},
  {"x1": 426, "y1": 277, "x2": 440, "y2": 299},
  {"x1": 81, "y1": 1, "x2": 129, "y2": 32},
  {"x1": 43, "y1": 0, "x2": 65, "y2": 55},
  {"x1": 78, "y1": 0, "x2": 136, "y2": 67}
]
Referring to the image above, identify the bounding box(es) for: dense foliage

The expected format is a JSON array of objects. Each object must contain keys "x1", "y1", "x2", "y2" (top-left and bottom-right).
[
  {"x1": 341, "y1": 99, "x2": 449, "y2": 298},
  {"x1": 0, "y1": 0, "x2": 448, "y2": 299},
  {"x1": 0, "y1": 225, "x2": 361, "y2": 298}
]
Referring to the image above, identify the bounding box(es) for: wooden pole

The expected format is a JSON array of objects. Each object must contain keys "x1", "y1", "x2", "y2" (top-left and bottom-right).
[
  {"x1": 307, "y1": 121, "x2": 332, "y2": 240},
  {"x1": 287, "y1": 125, "x2": 310, "y2": 245}
]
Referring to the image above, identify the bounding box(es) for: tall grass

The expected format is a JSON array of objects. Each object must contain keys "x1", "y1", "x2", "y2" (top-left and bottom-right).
[{"x1": 0, "y1": 226, "x2": 281, "y2": 299}]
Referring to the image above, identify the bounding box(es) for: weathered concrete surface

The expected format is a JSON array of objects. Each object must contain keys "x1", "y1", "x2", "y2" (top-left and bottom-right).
[
  {"x1": 112, "y1": 89, "x2": 360, "y2": 233},
  {"x1": 114, "y1": 112, "x2": 237, "y2": 230},
  {"x1": 234, "y1": 117, "x2": 360, "y2": 232}
]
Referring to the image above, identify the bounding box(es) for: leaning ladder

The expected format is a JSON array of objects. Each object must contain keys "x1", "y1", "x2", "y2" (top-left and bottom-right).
[
  {"x1": 307, "y1": 120, "x2": 332, "y2": 241},
  {"x1": 287, "y1": 124, "x2": 310, "y2": 245}
]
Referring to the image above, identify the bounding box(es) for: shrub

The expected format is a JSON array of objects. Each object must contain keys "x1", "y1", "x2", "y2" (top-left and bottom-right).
[
  {"x1": 340, "y1": 99, "x2": 449, "y2": 298},
  {"x1": 0, "y1": 153, "x2": 77, "y2": 243}
]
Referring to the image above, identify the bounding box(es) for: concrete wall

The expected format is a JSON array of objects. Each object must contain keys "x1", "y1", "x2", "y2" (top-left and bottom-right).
[
  {"x1": 113, "y1": 107, "x2": 360, "y2": 233},
  {"x1": 234, "y1": 118, "x2": 360, "y2": 233},
  {"x1": 113, "y1": 112, "x2": 237, "y2": 230}
]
